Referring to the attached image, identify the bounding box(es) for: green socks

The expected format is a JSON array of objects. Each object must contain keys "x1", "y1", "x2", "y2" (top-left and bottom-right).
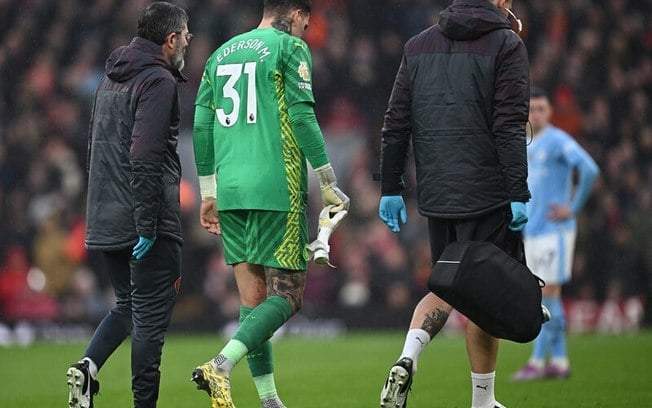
[
  {"x1": 253, "y1": 373, "x2": 279, "y2": 401},
  {"x1": 215, "y1": 340, "x2": 248, "y2": 373},
  {"x1": 240, "y1": 306, "x2": 274, "y2": 377},
  {"x1": 233, "y1": 295, "x2": 292, "y2": 351},
  {"x1": 239, "y1": 300, "x2": 291, "y2": 401},
  {"x1": 214, "y1": 297, "x2": 291, "y2": 401}
]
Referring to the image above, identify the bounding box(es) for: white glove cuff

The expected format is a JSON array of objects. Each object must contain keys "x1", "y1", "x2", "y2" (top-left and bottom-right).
[
  {"x1": 199, "y1": 174, "x2": 217, "y2": 200},
  {"x1": 317, "y1": 227, "x2": 333, "y2": 243}
]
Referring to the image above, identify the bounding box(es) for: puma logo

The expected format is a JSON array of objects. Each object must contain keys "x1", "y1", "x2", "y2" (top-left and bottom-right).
[
  {"x1": 476, "y1": 385, "x2": 488, "y2": 390},
  {"x1": 416, "y1": 337, "x2": 425, "y2": 346}
]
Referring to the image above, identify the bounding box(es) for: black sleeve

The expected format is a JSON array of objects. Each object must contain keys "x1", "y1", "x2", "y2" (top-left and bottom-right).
[
  {"x1": 493, "y1": 36, "x2": 531, "y2": 203},
  {"x1": 86, "y1": 78, "x2": 103, "y2": 174},
  {"x1": 130, "y1": 75, "x2": 176, "y2": 237},
  {"x1": 380, "y1": 52, "x2": 412, "y2": 196}
]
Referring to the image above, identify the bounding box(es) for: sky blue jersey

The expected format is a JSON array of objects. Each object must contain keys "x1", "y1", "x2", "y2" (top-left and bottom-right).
[{"x1": 525, "y1": 125, "x2": 599, "y2": 236}]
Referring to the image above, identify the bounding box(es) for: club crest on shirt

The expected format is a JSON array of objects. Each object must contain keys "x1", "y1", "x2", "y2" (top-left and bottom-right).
[{"x1": 298, "y1": 61, "x2": 310, "y2": 81}]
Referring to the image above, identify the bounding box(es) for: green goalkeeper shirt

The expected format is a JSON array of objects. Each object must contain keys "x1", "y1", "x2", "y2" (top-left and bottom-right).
[{"x1": 194, "y1": 27, "x2": 328, "y2": 212}]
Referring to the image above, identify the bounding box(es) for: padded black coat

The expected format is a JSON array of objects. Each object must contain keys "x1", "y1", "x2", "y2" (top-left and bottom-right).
[
  {"x1": 381, "y1": 0, "x2": 531, "y2": 218},
  {"x1": 85, "y1": 37, "x2": 185, "y2": 250}
]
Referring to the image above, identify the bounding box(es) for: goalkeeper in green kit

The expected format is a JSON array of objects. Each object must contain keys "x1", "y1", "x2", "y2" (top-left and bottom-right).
[{"x1": 191, "y1": 1, "x2": 349, "y2": 407}]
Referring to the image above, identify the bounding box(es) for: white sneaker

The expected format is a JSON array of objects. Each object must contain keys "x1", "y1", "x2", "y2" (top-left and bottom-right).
[
  {"x1": 380, "y1": 357, "x2": 413, "y2": 408},
  {"x1": 67, "y1": 360, "x2": 99, "y2": 408}
]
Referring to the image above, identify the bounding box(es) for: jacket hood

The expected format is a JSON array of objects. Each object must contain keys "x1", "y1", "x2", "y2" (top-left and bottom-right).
[
  {"x1": 105, "y1": 37, "x2": 187, "y2": 83},
  {"x1": 438, "y1": 0, "x2": 512, "y2": 41}
]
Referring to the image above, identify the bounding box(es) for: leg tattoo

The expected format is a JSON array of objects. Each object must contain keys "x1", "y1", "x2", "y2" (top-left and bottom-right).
[
  {"x1": 266, "y1": 269, "x2": 306, "y2": 313},
  {"x1": 421, "y1": 307, "x2": 450, "y2": 339}
]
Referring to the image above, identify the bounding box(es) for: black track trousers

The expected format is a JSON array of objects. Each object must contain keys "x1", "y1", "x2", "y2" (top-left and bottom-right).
[{"x1": 84, "y1": 237, "x2": 181, "y2": 408}]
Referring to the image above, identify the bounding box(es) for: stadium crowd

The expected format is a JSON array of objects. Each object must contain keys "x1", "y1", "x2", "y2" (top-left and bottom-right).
[{"x1": 0, "y1": 0, "x2": 650, "y2": 337}]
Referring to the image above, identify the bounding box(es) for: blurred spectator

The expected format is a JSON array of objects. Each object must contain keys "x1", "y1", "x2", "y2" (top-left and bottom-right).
[
  {"x1": 0, "y1": 0, "x2": 650, "y2": 331},
  {"x1": 32, "y1": 213, "x2": 77, "y2": 297},
  {"x1": 550, "y1": 85, "x2": 583, "y2": 138},
  {"x1": 0, "y1": 245, "x2": 59, "y2": 323}
]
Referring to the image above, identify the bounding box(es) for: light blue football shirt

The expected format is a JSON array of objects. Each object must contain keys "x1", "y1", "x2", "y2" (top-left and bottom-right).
[{"x1": 525, "y1": 125, "x2": 597, "y2": 236}]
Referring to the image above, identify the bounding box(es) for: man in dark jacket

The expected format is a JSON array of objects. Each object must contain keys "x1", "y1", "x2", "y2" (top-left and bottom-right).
[
  {"x1": 66, "y1": 3, "x2": 191, "y2": 407},
  {"x1": 378, "y1": 1, "x2": 529, "y2": 407}
]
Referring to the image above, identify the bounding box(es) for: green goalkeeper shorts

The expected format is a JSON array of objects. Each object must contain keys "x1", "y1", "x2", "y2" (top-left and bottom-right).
[{"x1": 219, "y1": 210, "x2": 308, "y2": 271}]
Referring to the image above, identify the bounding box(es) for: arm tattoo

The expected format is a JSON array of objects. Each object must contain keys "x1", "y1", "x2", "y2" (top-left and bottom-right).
[
  {"x1": 271, "y1": 17, "x2": 292, "y2": 34},
  {"x1": 421, "y1": 307, "x2": 450, "y2": 338},
  {"x1": 266, "y1": 268, "x2": 306, "y2": 313}
]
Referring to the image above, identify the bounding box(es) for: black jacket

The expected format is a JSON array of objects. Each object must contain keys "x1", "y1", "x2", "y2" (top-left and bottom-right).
[
  {"x1": 85, "y1": 37, "x2": 185, "y2": 250},
  {"x1": 381, "y1": 0, "x2": 531, "y2": 218}
]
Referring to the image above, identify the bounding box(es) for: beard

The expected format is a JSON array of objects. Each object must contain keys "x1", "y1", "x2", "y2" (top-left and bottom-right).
[{"x1": 170, "y1": 44, "x2": 185, "y2": 71}]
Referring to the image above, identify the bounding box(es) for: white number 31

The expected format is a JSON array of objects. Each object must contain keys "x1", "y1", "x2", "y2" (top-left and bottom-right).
[{"x1": 216, "y1": 62, "x2": 257, "y2": 127}]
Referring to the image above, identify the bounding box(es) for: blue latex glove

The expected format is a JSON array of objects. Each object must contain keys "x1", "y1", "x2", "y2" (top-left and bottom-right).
[
  {"x1": 509, "y1": 202, "x2": 528, "y2": 231},
  {"x1": 379, "y1": 195, "x2": 407, "y2": 233},
  {"x1": 132, "y1": 236, "x2": 156, "y2": 259}
]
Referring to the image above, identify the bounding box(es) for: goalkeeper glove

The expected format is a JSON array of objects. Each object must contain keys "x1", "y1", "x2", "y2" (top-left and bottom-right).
[
  {"x1": 133, "y1": 236, "x2": 156, "y2": 259},
  {"x1": 508, "y1": 201, "x2": 528, "y2": 231},
  {"x1": 305, "y1": 205, "x2": 348, "y2": 266},
  {"x1": 379, "y1": 195, "x2": 407, "y2": 233},
  {"x1": 314, "y1": 163, "x2": 350, "y2": 212}
]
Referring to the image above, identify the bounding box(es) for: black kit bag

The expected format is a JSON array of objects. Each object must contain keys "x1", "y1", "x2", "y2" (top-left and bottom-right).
[{"x1": 427, "y1": 239, "x2": 546, "y2": 343}]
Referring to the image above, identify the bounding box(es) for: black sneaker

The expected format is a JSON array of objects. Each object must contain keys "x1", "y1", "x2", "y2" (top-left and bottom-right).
[
  {"x1": 67, "y1": 360, "x2": 100, "y2": 408},
  {"x1": 380, "y1": 357, "x2": 413, "y2": 408}
]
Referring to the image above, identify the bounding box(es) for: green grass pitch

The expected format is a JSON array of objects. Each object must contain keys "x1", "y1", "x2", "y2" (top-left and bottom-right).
[{"x1": 1, "y1": 330, "x2": 650, "y2": 407}]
